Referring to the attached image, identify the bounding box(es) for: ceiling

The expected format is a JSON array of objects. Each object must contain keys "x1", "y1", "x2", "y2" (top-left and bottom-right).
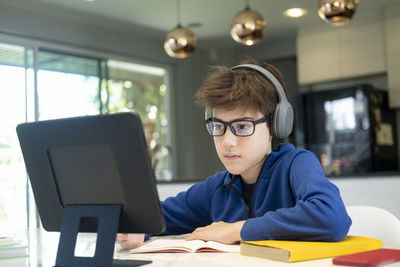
[{"x1": 9, "y1": 0, "x2": 400, "y2": 48}]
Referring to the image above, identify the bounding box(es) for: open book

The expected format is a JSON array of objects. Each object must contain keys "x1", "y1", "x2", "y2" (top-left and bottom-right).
[{"x1": 127, "y1": 235, "x2": 240, "y2": 253}]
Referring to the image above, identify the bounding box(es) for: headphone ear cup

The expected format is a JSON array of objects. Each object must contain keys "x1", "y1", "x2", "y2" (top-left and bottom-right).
[
  {"x1": 270, "y1": 107, "x2": 279, "y2": 138},
  {"x1": 273, "y1": 103, "x2": 294, "y2": 139}
]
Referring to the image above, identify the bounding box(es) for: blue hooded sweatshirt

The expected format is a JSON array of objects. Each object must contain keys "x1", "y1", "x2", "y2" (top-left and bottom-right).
[{"x1": 161, "y1": 143, "x2": 352, "y2": 241}]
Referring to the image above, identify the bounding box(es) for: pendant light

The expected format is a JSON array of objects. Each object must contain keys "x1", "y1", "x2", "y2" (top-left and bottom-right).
[
  {"x1": 318, "y1": 0, "x2": 359, "y2": 26},
  {"x1": 164, "y1": 0, "x2": 197, "y2": 59},
  {"x1": 230, "y1": 0, "x2": 266, "y2": 46}
]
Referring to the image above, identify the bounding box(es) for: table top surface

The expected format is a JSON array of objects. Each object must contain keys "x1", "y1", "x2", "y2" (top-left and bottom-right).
[{"x1": 2, "y1": 229, "x2": 400, "y2": 267}]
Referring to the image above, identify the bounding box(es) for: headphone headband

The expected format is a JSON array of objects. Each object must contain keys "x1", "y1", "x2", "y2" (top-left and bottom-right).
[{"x1": 231, "y1": 64, "x2": 288, "y2": 105}]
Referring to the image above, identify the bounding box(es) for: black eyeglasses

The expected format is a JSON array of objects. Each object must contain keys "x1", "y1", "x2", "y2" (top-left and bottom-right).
[{"x1": 204, "y1": 117, "x2": 268, "y2": 137}]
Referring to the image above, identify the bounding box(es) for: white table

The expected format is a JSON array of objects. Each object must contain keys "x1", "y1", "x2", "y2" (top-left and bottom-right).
[
  {"x1": 117, "y1": 251, "x2": 335, "y2": 267},
  {"x1": 3, "y1": 229, "x2": 400, "y2": 267}
]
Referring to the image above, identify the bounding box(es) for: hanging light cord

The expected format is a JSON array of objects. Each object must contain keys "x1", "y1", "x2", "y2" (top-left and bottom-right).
[
  {"x1": 176, "y1": 0, "x2": 182, "y2": 26},
  {"x1": 245, "y1": 0, "x2": 250, "y2": 9}
]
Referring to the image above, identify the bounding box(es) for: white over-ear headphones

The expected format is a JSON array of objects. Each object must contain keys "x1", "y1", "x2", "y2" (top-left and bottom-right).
[{"x1": 205, "y1": 64, "x2": 294, "y2": 139}]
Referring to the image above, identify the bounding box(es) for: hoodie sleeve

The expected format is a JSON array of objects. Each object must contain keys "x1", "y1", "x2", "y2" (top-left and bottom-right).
[
  {"x1": 159, "y1": 174, "x2": 223, "y2": 235},
  {"x1": 241, "y1": 150, "x2": 352, "y2": 242}
]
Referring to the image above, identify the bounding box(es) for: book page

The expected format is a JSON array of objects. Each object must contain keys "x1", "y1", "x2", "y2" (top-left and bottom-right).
[
  {"x1": 127, "y1": 235, "x2": 239, "y2": 253},
  {"x1": 195, "y1": 240, "x2": 240, "y2": 253}
]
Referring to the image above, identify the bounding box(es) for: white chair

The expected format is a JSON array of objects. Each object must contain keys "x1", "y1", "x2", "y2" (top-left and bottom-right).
[{"x1": 346, "y1": 205, "x2": 400, "y2": 248}]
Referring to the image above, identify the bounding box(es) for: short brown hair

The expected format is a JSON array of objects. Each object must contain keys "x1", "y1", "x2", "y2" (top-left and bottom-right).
[{"x1": 195, "y1": 58, "x2": 288, "y2": 118}]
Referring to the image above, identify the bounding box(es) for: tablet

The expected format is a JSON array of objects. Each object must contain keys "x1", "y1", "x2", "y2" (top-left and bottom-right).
[{"x1": 16, "y1": 112, "x2": 165, "y2": 234}]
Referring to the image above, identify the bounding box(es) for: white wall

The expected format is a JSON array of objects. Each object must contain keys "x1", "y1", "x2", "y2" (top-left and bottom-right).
[
  {"x1": 157, "y1": 183, "x2": 193, "y2": 201},
  {"x1": 331, "y1": 176, "x2": 400, "y2": 220},
  {"x1": 157, "y1": 176, "x2": 400, "y2": 220}
]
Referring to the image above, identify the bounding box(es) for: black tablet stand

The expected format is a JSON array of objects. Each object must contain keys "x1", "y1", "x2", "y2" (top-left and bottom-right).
[{"x1": 54, "y1": 205, "x2": 150, "y2": 267}]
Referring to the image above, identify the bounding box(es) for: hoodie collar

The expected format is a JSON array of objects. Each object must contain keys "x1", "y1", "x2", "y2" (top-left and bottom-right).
[{"x1": 223, "y1": 143, "x2": 295, "y2": 185}]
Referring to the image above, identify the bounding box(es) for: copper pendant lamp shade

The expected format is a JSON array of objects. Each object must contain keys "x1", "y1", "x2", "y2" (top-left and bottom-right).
[
  {"x1": 164, "y1": 25, "x2": 197, "y2": 58},
  {"x1": 318, "y1": 0, "x2": 359, "y2": 26},
  {"x1": 164, "y1": 0, "x2": 197, "y2": 58},
  {"x1": 230, "y1": 6, "x2": 266, "y2": 46}
]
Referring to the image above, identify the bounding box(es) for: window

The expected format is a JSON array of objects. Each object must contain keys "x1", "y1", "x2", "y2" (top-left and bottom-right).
[
  {"x1": 0, "y1": 43, "x2": 33, "y2": 235},
  {"x1": 37, "y1": 50, "x2": 102, "y2": 120},
  {"x1": 105, "y1": 60, "x2": 172, "y2": 180},
  {"x1": 0, "y1": 41, "x2": 171, "y2": 235}
]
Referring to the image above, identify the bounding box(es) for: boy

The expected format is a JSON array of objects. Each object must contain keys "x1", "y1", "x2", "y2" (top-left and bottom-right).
[{"x1": 118, "y1": 59, "x2": 351, "y2": 249}]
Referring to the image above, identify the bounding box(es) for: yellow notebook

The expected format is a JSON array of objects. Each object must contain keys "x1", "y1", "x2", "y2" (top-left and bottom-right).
[{"x1": 240, "y1": 236, "x2": 382, "y2": 262}]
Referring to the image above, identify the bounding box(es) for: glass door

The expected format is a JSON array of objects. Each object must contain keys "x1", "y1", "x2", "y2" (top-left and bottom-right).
[{"x1": 0, "y1": 43, "x2": 33, "y2": 235}]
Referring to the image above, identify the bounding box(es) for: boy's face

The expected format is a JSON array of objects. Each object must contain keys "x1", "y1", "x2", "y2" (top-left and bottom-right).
[{"x1": 212, "y1": 107, "x2": 272, "y2": 184}]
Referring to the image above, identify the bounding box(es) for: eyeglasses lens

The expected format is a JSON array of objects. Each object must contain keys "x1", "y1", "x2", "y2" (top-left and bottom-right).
[
  {"x1": 231, "y1": 121, "x2": 254, "y2": 136},
  {"x1": 205, "y1": 121, "x2": 254, "y2": 136},
  {"x1": 206, "y1": 121, "x2": 224, "y2": 136}
]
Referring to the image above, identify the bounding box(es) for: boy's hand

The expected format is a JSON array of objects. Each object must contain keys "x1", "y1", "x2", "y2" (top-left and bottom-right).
[
  {"x1": 117, "y1": 233, "x2": 145, "y2": 250},
  {"x1": 185, "y1": 220, "x2": 245, "y2": 244}
]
